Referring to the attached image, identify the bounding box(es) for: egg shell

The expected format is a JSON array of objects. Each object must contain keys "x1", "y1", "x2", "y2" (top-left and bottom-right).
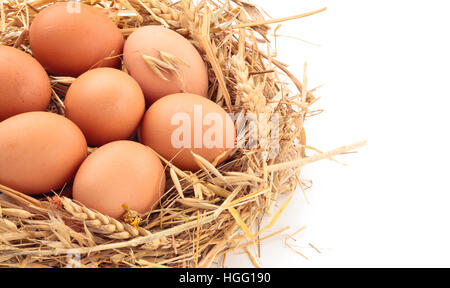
[
  {"x1": 65, "y1": 68, "x2": 145, "y2": 147},
  {"x1": 29, "y1": 2, "x2": 124, "y2": 77},
  {"x1": 140, "y1": 93, "x2": 235, "y2": 171},
  {"x1": 123, "y1": 26, "x2": 209, "y2": 104},
  {"x1": 0, "y1": 45, "x2": 51, "y2": 121},
  {"x1": 0, "y1": 112, "x2": 87, "y2": 195},
  {"x1": 72, "y1": 140, "x2": 165, "y2": 219}
]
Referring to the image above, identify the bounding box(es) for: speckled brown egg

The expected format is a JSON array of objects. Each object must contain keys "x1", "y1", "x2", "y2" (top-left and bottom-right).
[
  {"x1": 65, "y1": 68, "x2": 145, "y2": 147},
  {"x1": 0, "y1": 45, "x2": 51, "y2": 121},
  {"x1": 123, "y1": 26, "x2": 208, "y2": 104},
  {"x1": 29, "y1": 2, "x2": 124, "y2": 77},
  {"x1": 0, "y1": 112, "x2": 87, "y2": 195},
  {"x1": 72, "y1": 141, "x2": 166, "y2": 219},
  {"x1": 140, "y1": 93, "x2": 235, "y2": 171}
]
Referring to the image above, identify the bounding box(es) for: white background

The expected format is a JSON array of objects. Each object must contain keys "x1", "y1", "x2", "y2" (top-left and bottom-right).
[{"x1": 223, "y1": 0, "x2": 450, "y2": 268}]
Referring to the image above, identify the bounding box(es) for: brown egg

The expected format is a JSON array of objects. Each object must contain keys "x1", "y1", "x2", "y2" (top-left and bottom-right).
[
  {"x1": 29, "y1": 2, "x2": 124, "y2": 77},
  {"x1": 0, "y1": 112, "x2": 87, "y2": 195},
  {"x1": 65, "y1": 68, "x2": 145, "y2": 147},
  {"x1": 72, "y1": 141, "x2": 166, "y2": 219},
  {"x1": 140, "y1": 93, "x2": 235, "y2": 171},
  {"x1": 0, "y1": 45, "x2": 51, "y2": 121},
  {"x1": 123, "y1": 26, "x2": 208, "y2": 104}
]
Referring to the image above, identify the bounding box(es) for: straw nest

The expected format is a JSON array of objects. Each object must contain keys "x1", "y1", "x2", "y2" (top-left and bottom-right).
[{"x1": 0, "y1": 0, "x2": 365, "y2": 268}]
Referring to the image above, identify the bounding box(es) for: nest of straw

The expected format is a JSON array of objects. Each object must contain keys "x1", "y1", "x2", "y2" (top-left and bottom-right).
[{"x1": 0, "y1": 0, "x2": 364, "y2": 268}]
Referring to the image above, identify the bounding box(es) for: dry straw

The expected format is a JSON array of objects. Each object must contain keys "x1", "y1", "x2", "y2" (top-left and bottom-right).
[{"x1": 0, "y1": 0, "x2": 366, "y2": 267}]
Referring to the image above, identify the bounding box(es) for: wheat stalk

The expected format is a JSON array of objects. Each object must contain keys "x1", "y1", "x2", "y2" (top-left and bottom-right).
[
  {"x1": 232, "y1": 54, "x2": 267, "y2": 113},
  {"x1": 0, "y1": 0, "x2": 353, "y2": 268},
  {"x1": 61, "y1": 197, "x2": 146, "y2": 240}
]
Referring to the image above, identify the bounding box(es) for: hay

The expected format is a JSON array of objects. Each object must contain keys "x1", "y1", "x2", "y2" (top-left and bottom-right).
[{"x1": 0, "y1": 0, "x2": 365, "y2": 267}]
